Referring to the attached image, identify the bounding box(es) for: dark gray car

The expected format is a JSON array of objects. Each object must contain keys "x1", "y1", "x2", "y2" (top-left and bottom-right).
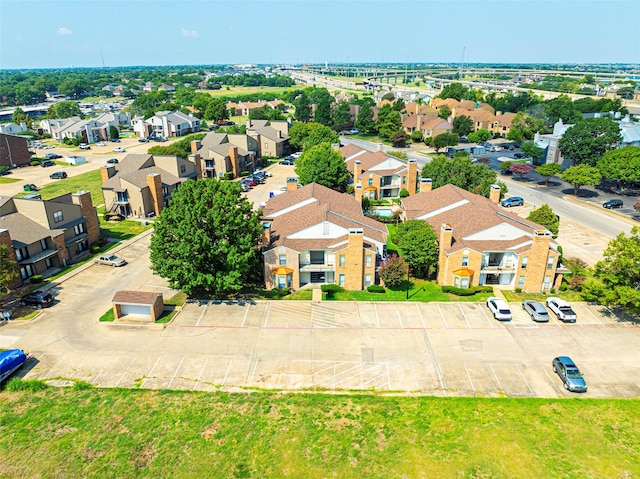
[{"x1": 552, "y1": 356, "x2": 587, "y2": 392}]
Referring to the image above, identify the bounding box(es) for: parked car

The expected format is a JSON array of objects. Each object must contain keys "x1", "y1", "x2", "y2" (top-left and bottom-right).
[
  {"x1": 349, "y1": 128, "x2": 359, "y2": 134},
  {"x1": 21, "y1": 291, "x2": 54, "y2": 308},
  {"x1": 552, "y1": 356, "x2": 587, "y2": 392},
  {"x1": 78, "y1": 143, "x2": 90, "y2": 150},
  {"x1": 501, "y1": 196, "x2": 524, "y2": 207},
  {"x1": 106, "y1": 158, "x2": 119, "y2": 164},
  {"x1": 280, "y1": 159, "x2": 294, "y2": 165},
  {"x1": 0, "y1": 169, "x2": 12, "y2": 176},
  {"x1": 254, "y1": 169, "x2": 272, "y2": 177},
  {"x1": 49, "y1": 171, "x2": 67, "y2": 179},
  {"x1": 96, "y1": 254, "x2": 127, "y2": 267},
  {"x1": 110, "y1": 138, "x2": 121, "y2": 143},
  {"x1": 513, "y1": 152, "x2": 525, "y2": 159},
  {"x1": 522, "y1": 300, "x2": 549, "y2": 322},
  {"x1": 138, "y1": 138, "x2": 149, "y2": 143},
  {"x1": 23, "y1": 183, "x2": 38, "y2": 192},
  {"x1": 546, "y1": 297, "x2": 577, "y2": 322},
  {"x1": 603, "y1": 199, "x2": 623, "y2": 209},
  {"x1": 41, "y1": 160, "x2": 55, "y2": 167},
  {"x1": 486, "y1": 297, "x2": 512, "y2": 321},
  {"x1": 241, "y1": 178, "x2": 256, "y2": 187},
  {"x1": 95, "y1": 141, "x2": 106, "y2": 146},
  {"x1": 44, "y1": 153, "x2": 62, "y2": 160},
  {"x1": 112, "y1": 147, "x2": 126, "y2": 153}
]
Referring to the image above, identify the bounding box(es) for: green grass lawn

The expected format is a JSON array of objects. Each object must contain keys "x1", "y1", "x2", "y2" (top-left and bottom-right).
[
  {"x1": 197, "y1": 86, "x2": 293, "y2": 98},
  {"x1": 502, "y1": 288, "x2": 583, "y2": 303},
  {"x1": 0, "y1": 386, "x2": 637, "y2": 478},
  {"x1": 0, "y1": 176, "x2": 21, "y2": 184},
  {"x1": 14, "y1": 169, "x2": 104, "y2": 206},
  {"x1": 329, "y1": 279, "x2": 492, "y2": 302},
  {"x1": 100, "y1": 220, "x2": 152, "y2": 241}
]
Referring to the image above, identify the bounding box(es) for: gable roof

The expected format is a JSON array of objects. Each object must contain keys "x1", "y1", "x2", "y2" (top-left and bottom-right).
[{"x1": 102, "y1": 154, "x2": 190, "y2": 190}]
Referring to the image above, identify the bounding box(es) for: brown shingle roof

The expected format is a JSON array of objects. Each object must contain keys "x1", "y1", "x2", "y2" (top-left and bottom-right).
[{"x1": 112, "y1": 290, "x2": 162, "y2": 305}]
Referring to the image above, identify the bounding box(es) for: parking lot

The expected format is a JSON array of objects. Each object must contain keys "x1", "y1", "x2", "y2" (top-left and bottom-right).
[{"x1": 18, "y1": 297, "x2": 640, "y2": 399}]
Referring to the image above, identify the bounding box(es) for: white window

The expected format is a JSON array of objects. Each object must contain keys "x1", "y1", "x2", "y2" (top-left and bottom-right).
[
  {"x1": 460, "y1": 277, "x2": 469, "y2": 289},
  {"x1": 53, "y1": 210, "x2": 63, "y2": 223},
  {"x1": 518, "y1": 275, "x2": 525, "y2": 288},
  {"x1": 547, "y1": 256, "x2": 554, "y2": 269},
  {"x1": 454, "y1": 276, "x2": 460, "y2": 288},
  {"x1": 279, "y1": 254, "x2": 286, "y2": 266},
  {"x1": 15, "y1": 246, "x2": 28, "y2": 261},
  {"x1": 40, "y1": 239, "x2": 47, "y2": 250},
  {"x1": 365, "y1": 274, "x2": 372, "y2": 286},
  {"x1": 521, "y1": 256, "x2": 528, "y2": 269},
  {"x1": 74, "y1": 223, "x2": 85, "y2": 235},
  {"x1": 543, "y1": 275, "x2": 551, "y2": 290},
  {"x1": 365, "y1": 255, "x2": 372, "y2": 268},
  {"x1": 339, "y1": 274, "x2": 345, "y2": 286},
  {"x1": 462, "y1": 256, "x2": 469, "y2": 267},
  {"x1": 339, "y1": 254, "x2": 345, "y2": 267}
]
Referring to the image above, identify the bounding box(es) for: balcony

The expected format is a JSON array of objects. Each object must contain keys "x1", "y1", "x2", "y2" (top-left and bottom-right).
[
  {"x1": 299, "y1": 262, "x2": 335, "y2": 272},
  {"x1": 18, "y1": 248, "x2": 58, "y2": 265}
]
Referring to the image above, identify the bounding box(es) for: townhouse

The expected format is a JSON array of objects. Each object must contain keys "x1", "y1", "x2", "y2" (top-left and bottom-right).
[
  {"x1": 246, "y1": 119, "x2": 291, "y2": 158},
  {"x1": 101, "y1": 153, "x2": 198, "y2": 219},
  {"x1": 190, "y1": 132, "x2": 259, "y2": 179},
  {"x1": 401, "y1": 183, "x2": 564, "y2": 292},
  {"x1": 40, "y1": 117, "x2": 109, "y2": 143},
  {"x1": 0, "y1": 191, "x2": 100, "y2": 286},
  {"x1": 261, "y1": 181, "x2": 388, "y2": 290},
  {"x1": 132, "y1": 111, "x2": 200, "y2": 139},
  {"x1": 0, "y1": 133, "x2": 30, "y2": 168}
]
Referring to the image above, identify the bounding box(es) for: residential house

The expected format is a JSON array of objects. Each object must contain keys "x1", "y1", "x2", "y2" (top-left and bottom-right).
[
  {"x1": 132, "y1": 111, "x2": 200, "y2": 139},
  {"x1": 40, "y1": 117, "x2": 110, "y2": 143},
  {"x1": 158, "y1": 84, "x2": 176, "y2": 92},
  {"x1": 0, "y1": 191, "x2": 100, "y2": 286},
  {"x1": 533, "y1": 119, "x2": 573, "y2": 167},
  {"x1": 453, "y1": 108, "x2": 495, "y2": 132},
  {"x1": 246, "y1": 119, "x2": 291, "y2": 158},
  {"x1": 341, "y1": 144, "x2": 420, "y2": 200},
  {"x1": 94, "y1": 111, "x2": 131, "y2": 129},
  {"x1": 401, "y1": 183, "x2": 564, "y2": 291},
  {"x1": 190, "y1": 132, "x2": 258, "y2": 179},
  {"x1": 101, "y1": 153, "x2": 198, "y2": 219},
  {"x1": 420, "y1": 118, "x2": 453, "y2": 139},
  {"x1": 261, "y1": 182, "x2": 388, "y2": 290},
  {"x1": 0, "y1": 133, "x2": 30, "y2": 168},
  {"x1": 403, "y1": 102, "x2": 438, "y2": 117},
  {"x1": 0, "y1": 122, "x2": 27, "y2": 135},
  {"x1": 142, "y1": 82, "x2": 155, "y2": 92},
  {"x1": 490, "y1": 113, "x2": 517, "y2": 137}
]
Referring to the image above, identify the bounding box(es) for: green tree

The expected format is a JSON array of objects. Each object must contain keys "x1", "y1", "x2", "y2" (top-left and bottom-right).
[
  {"x1": 507, "y1": 112, "x2": 546, "y2": 141},
  {"x1": 520, "y1": 141, "x2": 544, "y2": 161},
  {"x1": 379, "y1": 254, "x2": 407, "y2": 288},
  {"x1": 295, "y1": 142, "x2": 350, "y2": 191},
  {"x1": 293, "y1": 92, "x2": 313, "y2": 122},
  {"x1": 438, "y1": 105, "x2": 451, "y2": 120},
  {"x1": 561, "y1": 164, "x2": 602, "y2": 195},
  {"x1": 375, "y1": 104, "x2": 402, "y2": 139},
  {"x1": 390, "y1": 129, "x2": 409, "y2": 147},
  {"x1": 559, "y1": 117, "x2": 622, "y2": 166},
  {"x1": 306, "y1": 124, "x2": 340, "y2": 149},
  {"x1": 420, "y1": 153, "x2": 503, "y2": 197},
  {"x1": 509, "y1": 163, "x2": 533, "y2": 180},
  {"x1": 527, "y1": 204, "x2": 559, "y2": 237},
  {"x1": 382, "y1": 92, "x2": 395, "y2": 101},
  {"x1": 597, "y1": 146, "x2": 640, "y2": 183},
  {"x1": 355, "y1": 99, "x2": 375, "y2": 134},
  {"x1": 431, "y1": 132, "x2": 459, "y2": 153},
  {"x1": 332, "y1": 101, "x2": 352, "y2": 132},
  {"x1": 438, "y1": 82, "x2": 469, "y2": 101},
  {"x1": 452, "y1": 115, "x2": 474, "y2": 137},
  {"x1": 394, "y1": 220, "x2": 438, "y2": 278},
  {"x1": 536, "y1": 163, "x2": 562, "y2": 186},
  {"x1": 314, "y1": 94, "x2": 333, "y2": 125},
  {"x1": 47, "y1": 101, "x2": 81, "y2": 119},
  {"x1": 0, "y1": 245, "x2": 19, "y2": 295},
  {"x1": 11, "y1": 107, "x2": 32, "y2": 128},
  {"x1": 467, "y1": 129, "x2": 492, "y2": 144},
  {"x1": 393, "y1": 99, "x2": 405, "y2": 112},
  {"x1": 410, "y1": 130, "x2": 423, "y2": 142},
  {"x1": 149, "y1": 180, "x2": 262, "y2": 297},
  {"x1": 109, "y1": 125, "x2": 119, "y2": 139},
  {"x1": 204, "y1": 98, "x2": 228, "y2": 122},
  {"x1": 542, "y1": 94, "x2": 581, "y2": 125},
  {"x1": 585, "y1": 226, "x2": 640, "y2": 314}
]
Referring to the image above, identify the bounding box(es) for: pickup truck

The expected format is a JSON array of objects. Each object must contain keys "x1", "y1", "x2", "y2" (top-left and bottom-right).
[{"x1": 546, "y1": 297, "x2": 577, "y2": 323}]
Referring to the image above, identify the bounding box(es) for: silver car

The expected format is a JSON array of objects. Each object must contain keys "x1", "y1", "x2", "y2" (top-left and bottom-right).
[
  {"x1": 96, "y1": 254, "x2": 127, "y2": 267},
  {"x1": 522, "y1": 300, "x2": 549, "y2": 322}
]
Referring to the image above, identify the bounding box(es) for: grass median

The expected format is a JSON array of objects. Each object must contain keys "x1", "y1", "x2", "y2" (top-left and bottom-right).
[{"x1": 0, "y1": 386, "x2": 637, "y2": 478}]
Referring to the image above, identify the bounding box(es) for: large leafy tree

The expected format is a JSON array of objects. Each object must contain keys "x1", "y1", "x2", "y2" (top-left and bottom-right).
[
  {"x1": 295, "y1": 142, "x2": 349, "y2": 191},
  {"x1": 542, "y1": 94, "x2": 581, "y2": 125},
  {"x1": 204, "y1": 98, "x2": 229, "y2": 122},
  {"x1": 379, "y1": 254, "x2": 407, "y2": 288},
  {"x1": 420, "y1": 153, "x2": 503, "y2": 197},
  {"x1": 293, "y1": 92, "x2": 313, "y2": 122},
  {"x1": 313, "y1": 93, "x2": 333, "y2": 125},
  {"x1": 438, "y1": 82, "x2": 469, "y2": 101},
  {"x1": 0, "y1": 245, "x2": 19, "y2": 295},
  {"x1": 535, "y1": 163, "x2": 562, "y2": 186},
  {"x1": 597, "y1": 146, "x2": 640, "y2": 183},
  {"x1": 467, "y1": 129, "x2": 492, "y2": 144},
  {"x1": 289, "y1": 122, "x2": 339, "y2": 150},
  {"x1": 509, "y1": 163, "x2": 533, "y2": 180},
  {"x1": 332, "y1": 101, "x2": 352, "y2": 132},
  {"x1": 149, "y1": 179, "x2": 262, "y2": 297},
  {"x1": 375, "y1": 104, "x2": 402, "y2": 139},
  {"x1": 47, "y1": 101, "x2": 81, "y2": 119},
  {"x1": 559, "y1": 117, "x2": 622, "y2": 166},
  {"x1": 527, "y1": 204, "x2": 559, "y2": 238},
  {"x1": 582, "y1": 226, "x2": 640, "y2": 315},
  {"x1": 452, "y1": 115, "x2": 474, "y2": 137},
  {"x1": 561, "y1": 164, "x2": 602, "y2": 195},
  {"x1": 506, "y1": 112, "x2": 546, "y2": 142},
  {"x1": 520, "y1": 141, "x2": 544, "y2": 161},
  {"x1": 394, "y1": 220, "x2": 438, "y2": 278},
  {"x1": 438, "y1": 105, "x2": 451, "y2": 120},
  {"x1": 431, "y1": 132, "x2": 459, "y2": 152},
  {"x1": 355, "y1": 98, "x2": 375, "y2": 134}
]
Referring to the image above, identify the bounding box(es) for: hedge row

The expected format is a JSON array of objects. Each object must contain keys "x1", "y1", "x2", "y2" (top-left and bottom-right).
[{"x1": 441, "y1": 285, "x2": 493, "y2": 296}]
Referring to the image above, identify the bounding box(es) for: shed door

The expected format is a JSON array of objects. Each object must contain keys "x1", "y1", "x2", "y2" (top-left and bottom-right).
[{"x1": 120, "y1": 304, "x2": 150, "y2": 316}]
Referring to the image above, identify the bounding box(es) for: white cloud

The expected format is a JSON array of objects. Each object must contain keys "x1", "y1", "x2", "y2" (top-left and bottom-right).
[
  {"x1": 180, "y1": 28, "x2": 199, "y2": 38},
  {"x1": 57, "y1": 27, "x2": 73, "y2": 35}
]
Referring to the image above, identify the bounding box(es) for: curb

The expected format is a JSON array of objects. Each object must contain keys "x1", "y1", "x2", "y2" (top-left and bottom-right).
[{"x1": 562, "y1": 195, "x2": 639, "y2": 227}]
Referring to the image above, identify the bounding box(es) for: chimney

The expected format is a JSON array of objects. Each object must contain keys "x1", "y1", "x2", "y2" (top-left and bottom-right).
[
  {"x1": 286, "y1": 176, "x2": 298, "y2": 192},
  {"x1": 344, "y1": 228, "x2": 365, "y2": 290},
  {"x1": 190, "y1": 140, "x2": 201, "y2": 154},
  {"x1": 355, "y1": 184, "x2": 363, "y2": 203},
  {"x1": 353, "y1": 160, "x2": 361, "y2": 184},
  {"x1": 71, "y1": 190, "x2": 100, "y2": 244},
  {"x1": 437, "y1": 223, "x2": 454, "y2": 285},
  {"x1": 489, "y1": 184, "x2": 501, "y2": 204},
  {"x1": 524, "y1": 229, "x2": 553, "y2": 292},
  {"x1": 228, "y1": 146, "x2": 240, "y2": 178},
  {"x1": 421, "y1": 177, "x2": 432, "y2": 192},
  {"x1": 189, "y1": 153, "x2": 202, "y2": 178},
  {"x1": 376, "y1": 143, "x2": 384, "y2": 152},
  {"x1": 277, "y1": 129, "x2": 282, "y2": 139},
  {"x1": 100, "y1": 165, "x2": 116, "y2": 184},
  {"x1": 262, "y1": 220, "x2": 272, "y2": 248},
  {"x1": 146, "y1": 173, "x2": 163, "y2": 216},
  {"x1": 439, "y1": 223, "x2": 453, "y2": 249},
  {"x1": 416, "y1": 115, "x2": 422, "y2": 133},
  {"x1": 407, "y1": 159, "x2": 418, "y2": 195}
]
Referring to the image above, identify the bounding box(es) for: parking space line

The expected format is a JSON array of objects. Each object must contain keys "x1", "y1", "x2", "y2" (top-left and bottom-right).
[
  {"x1": 167, "y1": 356, "x2": 185, "y2": 388},
  {"x1": 414, "y1": 304, "x2": 426, "y2": 329},
  {"x1": 458, "y1": 304, "x2": 471, "y2": 328},
  {"x1": 247, "y1": 359, "x2": 259, "y2": 386},
  {"x1": 542, "y1": 363, "x2": 564, "y2": 395},
  {"x1": 331, "y1": 364, "x2": 384, "y2": 388},
  {"x1": 263, "y1": 304, "x2": 270, "y2": 328},
  {"x1": 386, "y1": 363, "x2": 391, "y2": 389},
  {"x1": 141, "y1": 356, "x2": 162, "y2": 388},
  {"x1": 464, "y1": 364, "x2": 475, "y2": 392},
  {"x1": 359, "y1": 370, "x2": 390, "y2": 389},
  {"x1": 436, "y1": 304, "x2": 449, "y2": 328},
  {"x1": 488, "y1": 364, "x2": 503, "y2": 392},
  {"x1": 195, "y1": 303, "x2": 208, "y2": 327},
  {"x1": 222, "y1": 360, "x2": 233, "y2": 386},
  {"x1": 396, "y1": 307, "x2": 404, "y2": 329},
  {"x1": 374, "y1": 304, "x2": 380, "y2": 328},
  {"x1": 193, "y1": 358, "x2": 208, "y2": 391},
  {"x1": 423, "y1": 330, "x2": 446, "y2": 392},
  {"x1": 115, "y1": 355, "x2": 138, "y2": 387},
  {"x1": 241, "y1": 306, "x2": 250, "y2": 327},
  {"x1": 515, "y1": 365, "x2": 534, "y2": 396},
  {"x1": 480, "y1": 306, "x2": 496, "y2": 328},
  {"x1": 583, "y1": 305, "x2": 604, "y2": 325},
  {"x1": 411, "y1": 363, "x2": 420, "y2": 390}
]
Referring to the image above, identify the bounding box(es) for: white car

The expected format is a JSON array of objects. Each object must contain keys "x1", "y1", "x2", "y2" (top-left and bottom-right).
[
  {"x1": 546, "y1": 297, "x2": 577, "y2": 323},
  {"x1": 112, "y1": 147, "x2": 126, "y2": 153},
  {"x1": 96, "y1": 254, "x2": 127, "y2": 267},
  {"x1": 486, "y1": 297, "x2": 512, "y2": 321},
  {"x1": 95, "y1": 141, "x2": 106, "y2": 146}
]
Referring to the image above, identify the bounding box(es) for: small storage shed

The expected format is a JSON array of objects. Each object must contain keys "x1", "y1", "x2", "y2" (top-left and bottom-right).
[{"x1": 111, "y1": 291, "x2": 164, "y2": 322}]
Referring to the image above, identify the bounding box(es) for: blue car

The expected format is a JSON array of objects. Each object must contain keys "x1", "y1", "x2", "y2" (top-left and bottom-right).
[
  {"x1": 552, "y1": 356, "x2": 587, "y2": 392},
  {"x1": 501, "y1": 196, "x2": 524, "y2": 207}
]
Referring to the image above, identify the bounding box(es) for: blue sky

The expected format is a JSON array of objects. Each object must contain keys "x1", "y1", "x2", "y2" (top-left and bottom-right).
[{"x1": 1, "y1": 0, "x2": 638, "y2": 69}]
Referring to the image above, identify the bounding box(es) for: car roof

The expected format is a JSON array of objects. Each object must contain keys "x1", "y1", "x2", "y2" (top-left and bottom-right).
[{"x1": 556, "y1": 356, "x2": 578, "y2": 367}]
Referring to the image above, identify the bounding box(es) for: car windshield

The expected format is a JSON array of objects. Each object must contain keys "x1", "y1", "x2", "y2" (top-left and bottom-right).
[
  {"x1": 499, "y1": 309, "x2": 511, "y2": 314},
  {"x1": 566, "y1": 370, "x2": 583, "y2": 379},
  {"x1": 108, "y1": 255, "x2": 118, "y2": 261}
]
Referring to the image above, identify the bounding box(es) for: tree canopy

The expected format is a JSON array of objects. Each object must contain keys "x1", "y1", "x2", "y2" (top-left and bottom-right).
[
  {"x1": 379, "y1": 254, "x2": 407, "y2": 288},
  {"x1": 332, "y1": 101, "x2": 352, "y2": 132},
  {"x1": 506, "y1": 112, "x2": 546, "y2": 142},
  {"x1": 520, "y1": 141, "x2": 544, "y2": 160},
  {"x1": 527, "y1": 204, "x2": 559, "y2": 238},
  {"x1": 149, "y1": 179, "x2": 262, "y2": 297},
  {"x1": 203, "y1": 98, "x2": 228, "y2": 122},
  {"x1": 467, "y1": 129, "x2": 491, "y2": 144},
  {"x1": 558, "y1": 117, "x2": 622, "y2": 166},
  {"x1": 394, "y1": 220, "x2": 439, "y2": 278},
  {"x1": 432, "y1": 133, "x2": 459, "y2": 152},
  {"x1": 535, "y1": 163, "x2": 562, "y2": 186},
  {"x1": 437, "y1": 83, "x2": 469, "y2": 101},
  {"x1": 289, "y1": 122, "x2": 339, "y2": 151},
  {"x1": 561, "y1": 164, "x2": 602, "y2": 195},
  {"x1": 452, "y1": 115, "x2": 474, "y2": 137},
  {"x1": 375, "y1": 104, "x2": 402, "y2": 139},
  {"x1": 47, "y1": 101, "x2": 81, "y2": 119},
  {"x1": 354, "y1": 98, "x2": 376, "y2": 134},
  {"x1": 597, "y1": 146, "x2": 640, "y2": 183},
  {"x1": 420, "y1": 153, "x2": 503, "y2": 197},
  {"x1": 0, "y1": 245, "x2": 18, "y2": 295},
  {"x1": 295, "y1": 142, "x2": 350, "y2": 191}
]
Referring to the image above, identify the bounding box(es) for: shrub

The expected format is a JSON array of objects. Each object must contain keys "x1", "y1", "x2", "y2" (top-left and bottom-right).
[
  {"x1": 30, "y1": 275, "x2": 43, "y2": 284},
  {"x1": 550, "y1": 287, "x2": 556, "y2": 294},
  {"x1": 30, "y1": 160, "x2": 41, "y2": 166},
  {"x1": 568, "y1": 275, "x2": 586, "y2": 291},
  {"x1": 321, "y1": 284, "x2": 344, "y2": 298},
  {"x1": 0, "y1": 166, "x2": 8, "y2": 171},
  {"x1": 240, "y1": 171, "x2": 250, "y2": 177},
  {"x1": 367, "y1": 285, "x2": 385, "y2": 293},
  {"x1": 559, "y1": 282, "x2": 568, "y2": 291},
  {"x1": 441, "y1": 285, "x2": 493, "y2": 296},
  {"x1": 399, "y1": 189, "x2": 409, "y2": 198},
  {"x1": 90, "y1": 244, "x2": 101, "y2": 254},
  {"x1": 223, "y1": 172, "x2": 234, "y2": 180},
  {"x1": 564, "y1": 257, "x2": 588, "y2": 275},
  {"x1": 514, "y1": 287, "x2": 522, "y2": 293},
  {"x1": 4, "y1": 378, "x2": 49, "y2": 392}
]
